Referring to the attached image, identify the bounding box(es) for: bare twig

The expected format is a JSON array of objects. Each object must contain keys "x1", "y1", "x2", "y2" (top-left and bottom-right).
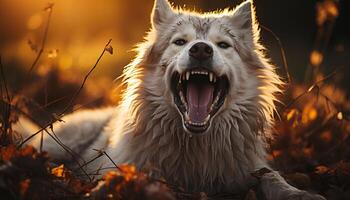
[
  {"x1": 0, "y1": 55, "x2": 13, "y2": 144},
  {"x1": 103, "y1": 151, "x2": 122, "y2": 171},
  {"x1": 284, "y1": 65, "x2": 346, "y2": 110},
  {"x1": 28, "y1": 5, "x2": 54, "y2": 73},
  {"x1": 73, "y1": 151, "x2": 104, "y2": 172},
  {"x1": 92, "y1": 148, "x2": 123, "y2": 172},
  {"x1": 60, "y1": 39, "x2": 112, "y2": 115},
  {"x1": 36, "y1": 95, "x2": 68, "y2": 110},
  {"x1": 15, "y1": 38, "x2": 113, "y2": 181},
  {"x1": 261, "y1": 25, "x2": 292, "y2": 84},
  {"x1": 0, "y1": 56, "x2": 11, "y2": 103},
  {"x1": 4, "y1": 100, "x2": 92, "y2": 181},
  {"x1": 19, "y1": 39, "x2": 112, "y2": 147}
]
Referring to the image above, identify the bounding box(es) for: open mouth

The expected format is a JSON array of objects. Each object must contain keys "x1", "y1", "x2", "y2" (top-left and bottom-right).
[{"x1": 171, "y1": 68, "x2": 229, "y2": 134}]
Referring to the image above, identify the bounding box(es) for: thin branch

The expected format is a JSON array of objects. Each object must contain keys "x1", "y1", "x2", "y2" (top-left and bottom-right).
[
  {"x1": 284, "y1": 65, "x2": 346, "y2": 110},
  {"x1": 59, "y1": 39, "x2": 112, "y2": 115},
  {"x1": 28, "y1": 5, "x2": 54, "y2": 73},
  {"x1": 261, "y1": 25, "x2": 292, "y2": 84},
  {"x1": 0, "y1": 55, "x2": 12, "y2": 144},
  {"x1": 19, "y1": 39, "x2": 112, "y2": 147},
  {"x1": 6, "y1": 100, "x2": 91, "y2": 181},
  {"x1": 73, "y1": 151, "x2": 104, "y2": 172},
  {"x1": 92, "y1": 148, "x2": 123, "y2": 172},
  {"x1": 36, "y1": 95, "x2": 68, "y2": 110},
  {"x1": 0, "y1": 56, "x2": 11, "y2": 103},
  {"x1": 103, "y1": 151, "x2": 122, "y2": 171}
]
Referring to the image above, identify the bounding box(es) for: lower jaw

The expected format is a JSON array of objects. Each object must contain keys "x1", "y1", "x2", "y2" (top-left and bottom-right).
[{"x1": 184, "y1": 123, "x2": 210, "y2": 134}]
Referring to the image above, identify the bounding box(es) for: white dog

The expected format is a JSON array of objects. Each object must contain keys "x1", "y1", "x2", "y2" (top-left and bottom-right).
[{"x1": 16, "y1": 0, "x2": 325, "y2": 199}]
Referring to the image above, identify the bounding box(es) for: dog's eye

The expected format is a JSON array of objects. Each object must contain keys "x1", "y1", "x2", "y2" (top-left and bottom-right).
[
  {"x1": 173, "y1": 39, "x2": 187, "y2": 46},
  {"x1": 217, "y1": 42, "x2": 231, "y2": 49}
]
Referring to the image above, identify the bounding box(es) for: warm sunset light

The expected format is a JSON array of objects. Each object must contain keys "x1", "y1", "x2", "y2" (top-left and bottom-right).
[{"x1": 0, "y1": 0, "x2": 349, "y2": 199}]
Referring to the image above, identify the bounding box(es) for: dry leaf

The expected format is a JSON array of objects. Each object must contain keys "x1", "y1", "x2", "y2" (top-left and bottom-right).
[
  {"x1": 28, "y1": 40, "x2": 38, "y2": 52},
  {"x1": 20, "y1": 178, "x2": 31, "y2": 197},
  {"x1": 320, "y1": 131, "x2": 332, "y2": 143},
  {"x1": 20, "y1": 145, "x2": 36, "y2": 157},
  {"x1": 48, "y1": 49, "x2": 59, "y2": 58},
  {"x1": 105, "y1": 45, "x2": 114, "y2": 55},
  {"x1": 315, "y1": 165, "x2": 330, "y2": 174},
  {"x1": 1, "y1": 144, "x2": 16, "y2": 162},
  {"x1": 51, "y1": 164, "x2": 65, "y2": 178}
]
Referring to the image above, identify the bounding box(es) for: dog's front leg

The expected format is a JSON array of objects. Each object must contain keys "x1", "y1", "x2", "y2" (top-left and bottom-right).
[{"x1": 259, "y1": 171, "x2": 326, "y2": 200}]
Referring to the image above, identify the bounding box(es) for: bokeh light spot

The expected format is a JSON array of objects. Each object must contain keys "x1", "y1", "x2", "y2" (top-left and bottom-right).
[
  {"x1": 27, "y1": 13, "x2": 42, "y2": 30},
  {"x1": 59, "y1": 55, "x2": 73, "y2": 70}
]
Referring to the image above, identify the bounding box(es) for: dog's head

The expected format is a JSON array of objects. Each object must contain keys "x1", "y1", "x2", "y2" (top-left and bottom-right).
[{"x1": 123, "y1": 0, "x2": 281, "y2": 136}]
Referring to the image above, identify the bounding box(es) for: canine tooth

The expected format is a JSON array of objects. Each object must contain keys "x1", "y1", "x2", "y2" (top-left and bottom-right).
[
  {"x1": 179, "y1": 91, "x2": 184, "y2": 101},
  {"x1": 184, "y1": 112, "x2": 190, "y2": 121},
  {"x1": 204, "y1": 115, "x2": 210, "y2": 123},
  {"x1": 209, "y1": 73, "x2": 213, "y2": 82},
  {"x1": 214, "y1": 92, "x2": 221, "y2": 104},
  {"x1": 186, "y1": 72, "x2": 190, "y2": 80}
]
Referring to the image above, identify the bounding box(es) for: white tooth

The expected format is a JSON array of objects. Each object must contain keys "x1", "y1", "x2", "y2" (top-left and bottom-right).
[
  {"x1": 186, "y1": 72, "x2": 190, "y2": 80},
  {"x1": 204, "y1": 115, "x2": 210, "y2": 123},
  {"x1": 209, "y1": 73, "x2": 213, "y2": 82},
  {"x1": 179, "y1": 77, "x2": 182, "y2": 83},
  {"x1": 179, "y1": 91, "x2": 185, "y2": 102},
  {"x1": 213, "y1": 76, "x2": 216, "y2": 83},
  {"x1": 185, "y1": 112, "x2": 190, "y2": 121}
]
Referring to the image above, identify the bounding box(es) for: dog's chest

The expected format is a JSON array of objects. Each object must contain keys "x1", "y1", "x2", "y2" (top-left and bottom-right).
[{"x1": 128, "y1": 133, "x2": 254, "y2": 193}]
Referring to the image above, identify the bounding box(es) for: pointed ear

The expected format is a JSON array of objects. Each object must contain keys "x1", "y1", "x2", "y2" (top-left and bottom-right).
[
  {"x1": 151, "y1": 0, "x2": 176, "y2": 30},
  {"x1": 226, "y1": 0, "x2": 259, "y2": 46}
]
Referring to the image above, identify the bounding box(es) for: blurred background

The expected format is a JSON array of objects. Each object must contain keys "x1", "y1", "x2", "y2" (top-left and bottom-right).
[{"x1": 1, "y1": 0, "x2": 349, "y2": 85}]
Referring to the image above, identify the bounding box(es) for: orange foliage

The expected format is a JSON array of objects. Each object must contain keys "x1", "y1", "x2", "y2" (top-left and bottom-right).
[
  {"x1": 316, "y1": 0, "x2": 339, "y2": 26},
  {"x1": 20, "y1": 178, "x2": 31, "y2": 197},
  {"x1": 320, "y1": 131, "x2": 332, "y2": 143},
  {"x1": 51, "y1": 164, "x2": 65, "y2": 178},
  {"x1": 315, "y1": 165, "x2": 330, "y2": 174}
]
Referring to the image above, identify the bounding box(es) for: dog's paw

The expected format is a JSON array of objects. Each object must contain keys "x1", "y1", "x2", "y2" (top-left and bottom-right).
[{"x1": 286, "y1": 191, "x2": 326, "y2": 200}]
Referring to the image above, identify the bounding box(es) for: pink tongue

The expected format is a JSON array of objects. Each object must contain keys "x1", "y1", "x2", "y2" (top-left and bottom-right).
[{"x1": 186, "y1": 82, "x2": 214, "y2": 123}]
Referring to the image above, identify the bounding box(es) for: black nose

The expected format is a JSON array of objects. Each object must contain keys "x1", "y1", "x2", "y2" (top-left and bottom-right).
[{"x1": 189, "y1": 42, "x2": 213, "y2": 60}]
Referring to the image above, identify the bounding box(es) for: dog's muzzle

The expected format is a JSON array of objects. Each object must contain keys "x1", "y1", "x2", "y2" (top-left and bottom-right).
[{"x1": 171, "y1": 42, "x2": 229, "y2": 134}]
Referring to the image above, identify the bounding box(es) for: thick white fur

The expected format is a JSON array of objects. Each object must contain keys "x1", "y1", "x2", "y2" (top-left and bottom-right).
[{"x1": 16, "y1": 0, "x2": 325, "y2": 199}]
